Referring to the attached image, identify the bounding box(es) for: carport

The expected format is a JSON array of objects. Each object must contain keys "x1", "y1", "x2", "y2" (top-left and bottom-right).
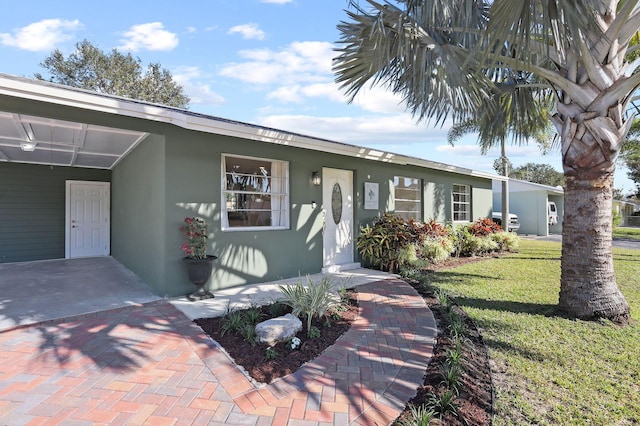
[
  {"x1": 0, "y1": 257, "x2": 161, "y2": 332},
  {"x1": 493, "y1": 178, "x2": 564, "y2": 236}
]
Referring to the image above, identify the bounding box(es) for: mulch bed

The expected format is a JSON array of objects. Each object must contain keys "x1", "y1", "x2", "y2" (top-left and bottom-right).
[
  {"x1": 194, "y1": 291, "x2": 358, "y2": 384},
  {"x1": 194, "y1": 257, "x2": 495, "y2": 425}
]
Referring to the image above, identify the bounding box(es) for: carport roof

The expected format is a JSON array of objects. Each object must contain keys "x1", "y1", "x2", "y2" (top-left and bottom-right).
[{"x1": 0, "y1": 72, "x2": 503, "y2": 180}]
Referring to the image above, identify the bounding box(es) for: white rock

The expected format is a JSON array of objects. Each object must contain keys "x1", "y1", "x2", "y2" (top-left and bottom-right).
[{"x1": 255, "y1": 313, "x2": 302, "y2": 345}]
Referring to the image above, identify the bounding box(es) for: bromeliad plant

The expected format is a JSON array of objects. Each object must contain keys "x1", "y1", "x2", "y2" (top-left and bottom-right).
[{"x1": 180, "y1": 217, "x2": 209, "y2": 259}]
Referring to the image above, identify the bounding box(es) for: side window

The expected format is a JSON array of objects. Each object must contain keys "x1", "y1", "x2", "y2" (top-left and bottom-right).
[
  {"x1": 394, "y1": 176, "x2": 422, "y2": 221},
  {"x1": 222, "y1": 154, "x2": 289, "y2": 230},
  {"x1": 452, "y1": 184, "x2": 470, "y2": 221}
]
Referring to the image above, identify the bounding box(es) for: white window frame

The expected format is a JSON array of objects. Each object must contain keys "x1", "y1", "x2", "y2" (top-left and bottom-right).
[
  {"x1": 394, "y1": 176, "x2": 422, "y2": 221},
  {"x1": 452, "y1": 184, "x2": 470, "y2": 222},
  {"x1": 221, "y1": 154, "x2": 290, "y2": 231}
]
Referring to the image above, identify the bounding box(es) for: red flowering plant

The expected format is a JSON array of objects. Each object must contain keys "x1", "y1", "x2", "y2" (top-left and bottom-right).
[{"x1": 180, "y1": 217, "x2": 209, "y2": 259}]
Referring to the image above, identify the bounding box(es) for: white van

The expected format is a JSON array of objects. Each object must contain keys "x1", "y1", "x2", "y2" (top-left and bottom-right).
[
  {"x1": 548, "y1": 201, "x2": 558, "y2": 225},
  {"x1": 492, "y1": 212, "x2": 520, "y2": 232}
]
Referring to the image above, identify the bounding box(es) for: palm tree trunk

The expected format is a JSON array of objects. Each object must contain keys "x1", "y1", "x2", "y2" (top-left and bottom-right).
[{"x1": 559, "y1": 175, "x2": 630, "y2": 323}]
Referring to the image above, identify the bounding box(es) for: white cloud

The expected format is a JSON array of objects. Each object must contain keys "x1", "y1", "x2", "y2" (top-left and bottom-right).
[
  {"x1": 351, "y1": 85, "x2": 410, "y2": 115},
  {"x1": 228, "y1": 23, "x2": 266, "y2": 40},
  {"x1": 267, "y1": 83, "x2": 346, "y2": 103},
  {"x1": 0, "y1": 19, "x2": 82, "y2": 51},
  {"x1": 118, "y1": 22, "x2": 178, "y2": 51},
  {"x1": 267, "y1": 86, "x2": 304, "y2": 103},
  {"x1": 173, "y1": 66, "x2": 226, "y2": 107},
  {"x1": 219, "y1": 41, "x2": 334, "y2": 85},
  {"x1": 435, "y1": 144, "x2": 482, "y2": 155},
  {"x1": 220, "y1": 41, "x2": 414, "y2": 114}
]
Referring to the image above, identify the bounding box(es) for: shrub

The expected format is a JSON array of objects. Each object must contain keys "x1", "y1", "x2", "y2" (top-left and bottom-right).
[
  {"x1": 265, "y1": 347, "x2": 278, "y2": 360},
  {"x1": 468, "y1": 217, "x2": 502, "y2": 236},
  {"x1": 451, "y1": 219, "x2": 515, "y2": 257},
  {"x1": 397, "y1": 404, "x2": 435, "y2": 426},
  {"x1": 427, "y1": 389, "x2": 460, "y2": 418},
  {"x1": 439, "y1": 363, "x2": 463, "y2": 394},
  {"x1": 612, "y1": 209, "x2": 623, "y2": 227},
  {"x1": 278, "y1": 276, "x2": 340, "y2": 336},
  {"x1": 421, "y1": 236, "x2": 453, "y2": 263},
  {"x1": 358, "y1": 214, "x2": 517, "y2": 271},
  {"x1": 357, "y1": 214, "x2": 452, "y2": 272},
  {"x1": 356, "y1": 213, "x2": 411, "y2": 272},
  {"x1": 220, "y1": 309, "x2": 246, "y2": 336},
  {"x1": 491, "y1": 231, "x2": 520, "y2": 252},
  {"x1": 240, "y1": 322, "x2": 257, "y2": 346},
  {"x1": 243, "y1": 305, "x2": 264, "y2": 324},
  {"x1": 397, "y1": 243, "x2": 431, "y2": 271}
]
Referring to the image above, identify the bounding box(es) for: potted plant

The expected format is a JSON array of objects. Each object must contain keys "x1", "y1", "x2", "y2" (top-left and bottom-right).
[{"x1": 181, "y1": 217, "x2": 217, "y2": 301}]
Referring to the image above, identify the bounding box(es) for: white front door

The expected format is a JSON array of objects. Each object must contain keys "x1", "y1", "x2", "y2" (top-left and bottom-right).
[
  {"x1": 322, "y1": 168, "x2": 359, "y2": 273},
  {"x1": 66, "y1": 181, "x2": 110, "y2": 258}
]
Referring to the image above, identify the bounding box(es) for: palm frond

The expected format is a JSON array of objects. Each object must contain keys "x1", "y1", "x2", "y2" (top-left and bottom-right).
[{"x1": 334, "y1": 0, "x2": 491, "y2": 124}]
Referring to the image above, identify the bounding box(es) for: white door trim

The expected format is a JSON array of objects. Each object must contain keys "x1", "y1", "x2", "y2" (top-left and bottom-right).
[{"x1": 65, "y1": 180, "x2": 111, "y2": 258}]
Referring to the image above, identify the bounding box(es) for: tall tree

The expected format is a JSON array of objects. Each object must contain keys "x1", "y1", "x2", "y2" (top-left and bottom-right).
[
  {"x1": 511, "y1": 163, "x2": 565, "y2": 187},
  {"x1": 334, "y1": 0, "x2": 638, "y2": 323},
  {"x1": 492, "y1": 157, "x2": 514, "y2": 176},
  {"x1": 35, "y1": 40, "x2": 190, "y2": 109},
  {"x1": 621, "y1": 118, "x2": 640, "y2": 195},
  {"x1": 446, "y1": 80, "x2": 554, "y2": 226}
]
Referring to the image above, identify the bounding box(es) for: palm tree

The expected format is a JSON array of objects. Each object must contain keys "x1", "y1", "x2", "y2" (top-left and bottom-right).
[
  {"x1": 446, "y1": 79, "x2": 555, "y2": 232},
  {"x1": 334, "y1": 0, "x2": 637, "y2": 323}
]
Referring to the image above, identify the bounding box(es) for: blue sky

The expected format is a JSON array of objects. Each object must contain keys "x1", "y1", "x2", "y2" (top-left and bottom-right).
[{"x1": 1, "y1": 0, "x2": 635, "y2": 193}]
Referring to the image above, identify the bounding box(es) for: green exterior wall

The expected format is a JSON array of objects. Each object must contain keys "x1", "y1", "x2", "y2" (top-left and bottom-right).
[
  {"x1": 154, "y1": 129, "x2": 494, "y2": 296},
  {"x1": 111, "y1": 134, "x2": 170, "y2": 294},
  {"x1": 0, "y1": 162, "x2": 110, "y2": 263},
  {"x1": 0, "y1": 92, "x2": 494, "y2": 297}
]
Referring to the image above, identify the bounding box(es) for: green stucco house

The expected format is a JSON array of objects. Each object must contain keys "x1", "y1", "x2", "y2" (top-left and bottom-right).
[{"x1": 0, "y1": 74, "x2": 498, "y2": 297}]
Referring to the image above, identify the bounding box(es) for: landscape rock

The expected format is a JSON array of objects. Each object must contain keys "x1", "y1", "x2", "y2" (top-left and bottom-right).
[{"x1": 255, "y1": 313, "x2": 302, "y2": 345}]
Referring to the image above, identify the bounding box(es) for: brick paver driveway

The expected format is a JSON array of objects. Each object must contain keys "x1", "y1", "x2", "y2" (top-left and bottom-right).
[{"x1": 0, "y1": 279, "x2": 435, "y2": 425}]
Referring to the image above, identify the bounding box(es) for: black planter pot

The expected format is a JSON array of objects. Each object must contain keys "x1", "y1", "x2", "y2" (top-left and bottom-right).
[{"x1": 183, "y1": 255, "x2": 217, "y2": 301}]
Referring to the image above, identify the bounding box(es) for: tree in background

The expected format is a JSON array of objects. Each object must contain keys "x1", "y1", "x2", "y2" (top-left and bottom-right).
[
  {"x1": 621, "y1": 119, "x2": 640, "y2": 196},
  {"x1": 35, "y1": 40, "x2": 190, "y2": 109},
  {"x1": 334, "y1": 0, "x2": 638, "y2": 323},
  {"x1": 497, "y1": 162, "x2": 565, "y2": 187},
  {"x1": 446, "y1": 79, "x2": 554, "y2": 226}
]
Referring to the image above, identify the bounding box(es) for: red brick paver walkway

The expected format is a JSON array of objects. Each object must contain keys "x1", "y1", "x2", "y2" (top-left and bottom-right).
[{"x1": 0, "y1": 279, "x2": 435, "y2": 425}]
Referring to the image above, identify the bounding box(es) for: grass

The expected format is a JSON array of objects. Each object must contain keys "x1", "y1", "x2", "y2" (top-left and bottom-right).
[
  {"x1": 613, "y1": 226, "x2": 640, "y2": 241},
  {"x1": 420, "y1": 239, "x2": 640, "y2": 425}
]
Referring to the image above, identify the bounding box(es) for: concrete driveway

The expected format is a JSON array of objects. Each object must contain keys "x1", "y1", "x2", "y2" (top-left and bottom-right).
[
  {"x1": 0, "y1": 257, "x2": 161, "y2": 332},
  {"x1": 523, "y1": 233, "x2": 640, "y2": 250}
]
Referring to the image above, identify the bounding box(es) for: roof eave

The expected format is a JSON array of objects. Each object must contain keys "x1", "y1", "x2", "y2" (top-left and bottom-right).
[{"x1": 0, "y1": 73, "x2": 501, "y2": 180}]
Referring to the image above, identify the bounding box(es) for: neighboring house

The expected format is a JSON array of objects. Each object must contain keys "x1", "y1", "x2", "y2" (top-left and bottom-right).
[
  {"x1": 493, "y1": 178, "x2": 564, "y2": 236},
  {"x1": 0, "y1": 73, "x2": 499, "y2": 297},
  {"x1": 613, "y1": 199, "x2": 638, "y2": 226}
]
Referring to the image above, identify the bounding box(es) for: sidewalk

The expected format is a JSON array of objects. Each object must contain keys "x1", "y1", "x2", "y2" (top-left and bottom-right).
[{"x1": 0, "y1": 272, "x2": 436, "y2": 425}]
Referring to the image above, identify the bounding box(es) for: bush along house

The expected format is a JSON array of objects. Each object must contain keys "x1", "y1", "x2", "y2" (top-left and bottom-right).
[{"x1": 0, "y1": 73, "x2": 499, "y2": 297}]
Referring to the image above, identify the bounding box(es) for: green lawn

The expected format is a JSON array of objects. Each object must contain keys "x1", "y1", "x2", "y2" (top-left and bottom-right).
[
  {"x1": 613, "y1": 226, "x2": 640, "y2": 241},
  {"x1": 421, "y1": 240, "x2": 640, "y2": 425}
]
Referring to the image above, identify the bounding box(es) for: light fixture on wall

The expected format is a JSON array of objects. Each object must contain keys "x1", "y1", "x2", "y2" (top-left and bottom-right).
[
  {"x1": 20, "y1": 142, "x2": 37, "y2": 152},
  {"x1": 312, "y1": 171, "x2": 321, "y2": 186}
]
